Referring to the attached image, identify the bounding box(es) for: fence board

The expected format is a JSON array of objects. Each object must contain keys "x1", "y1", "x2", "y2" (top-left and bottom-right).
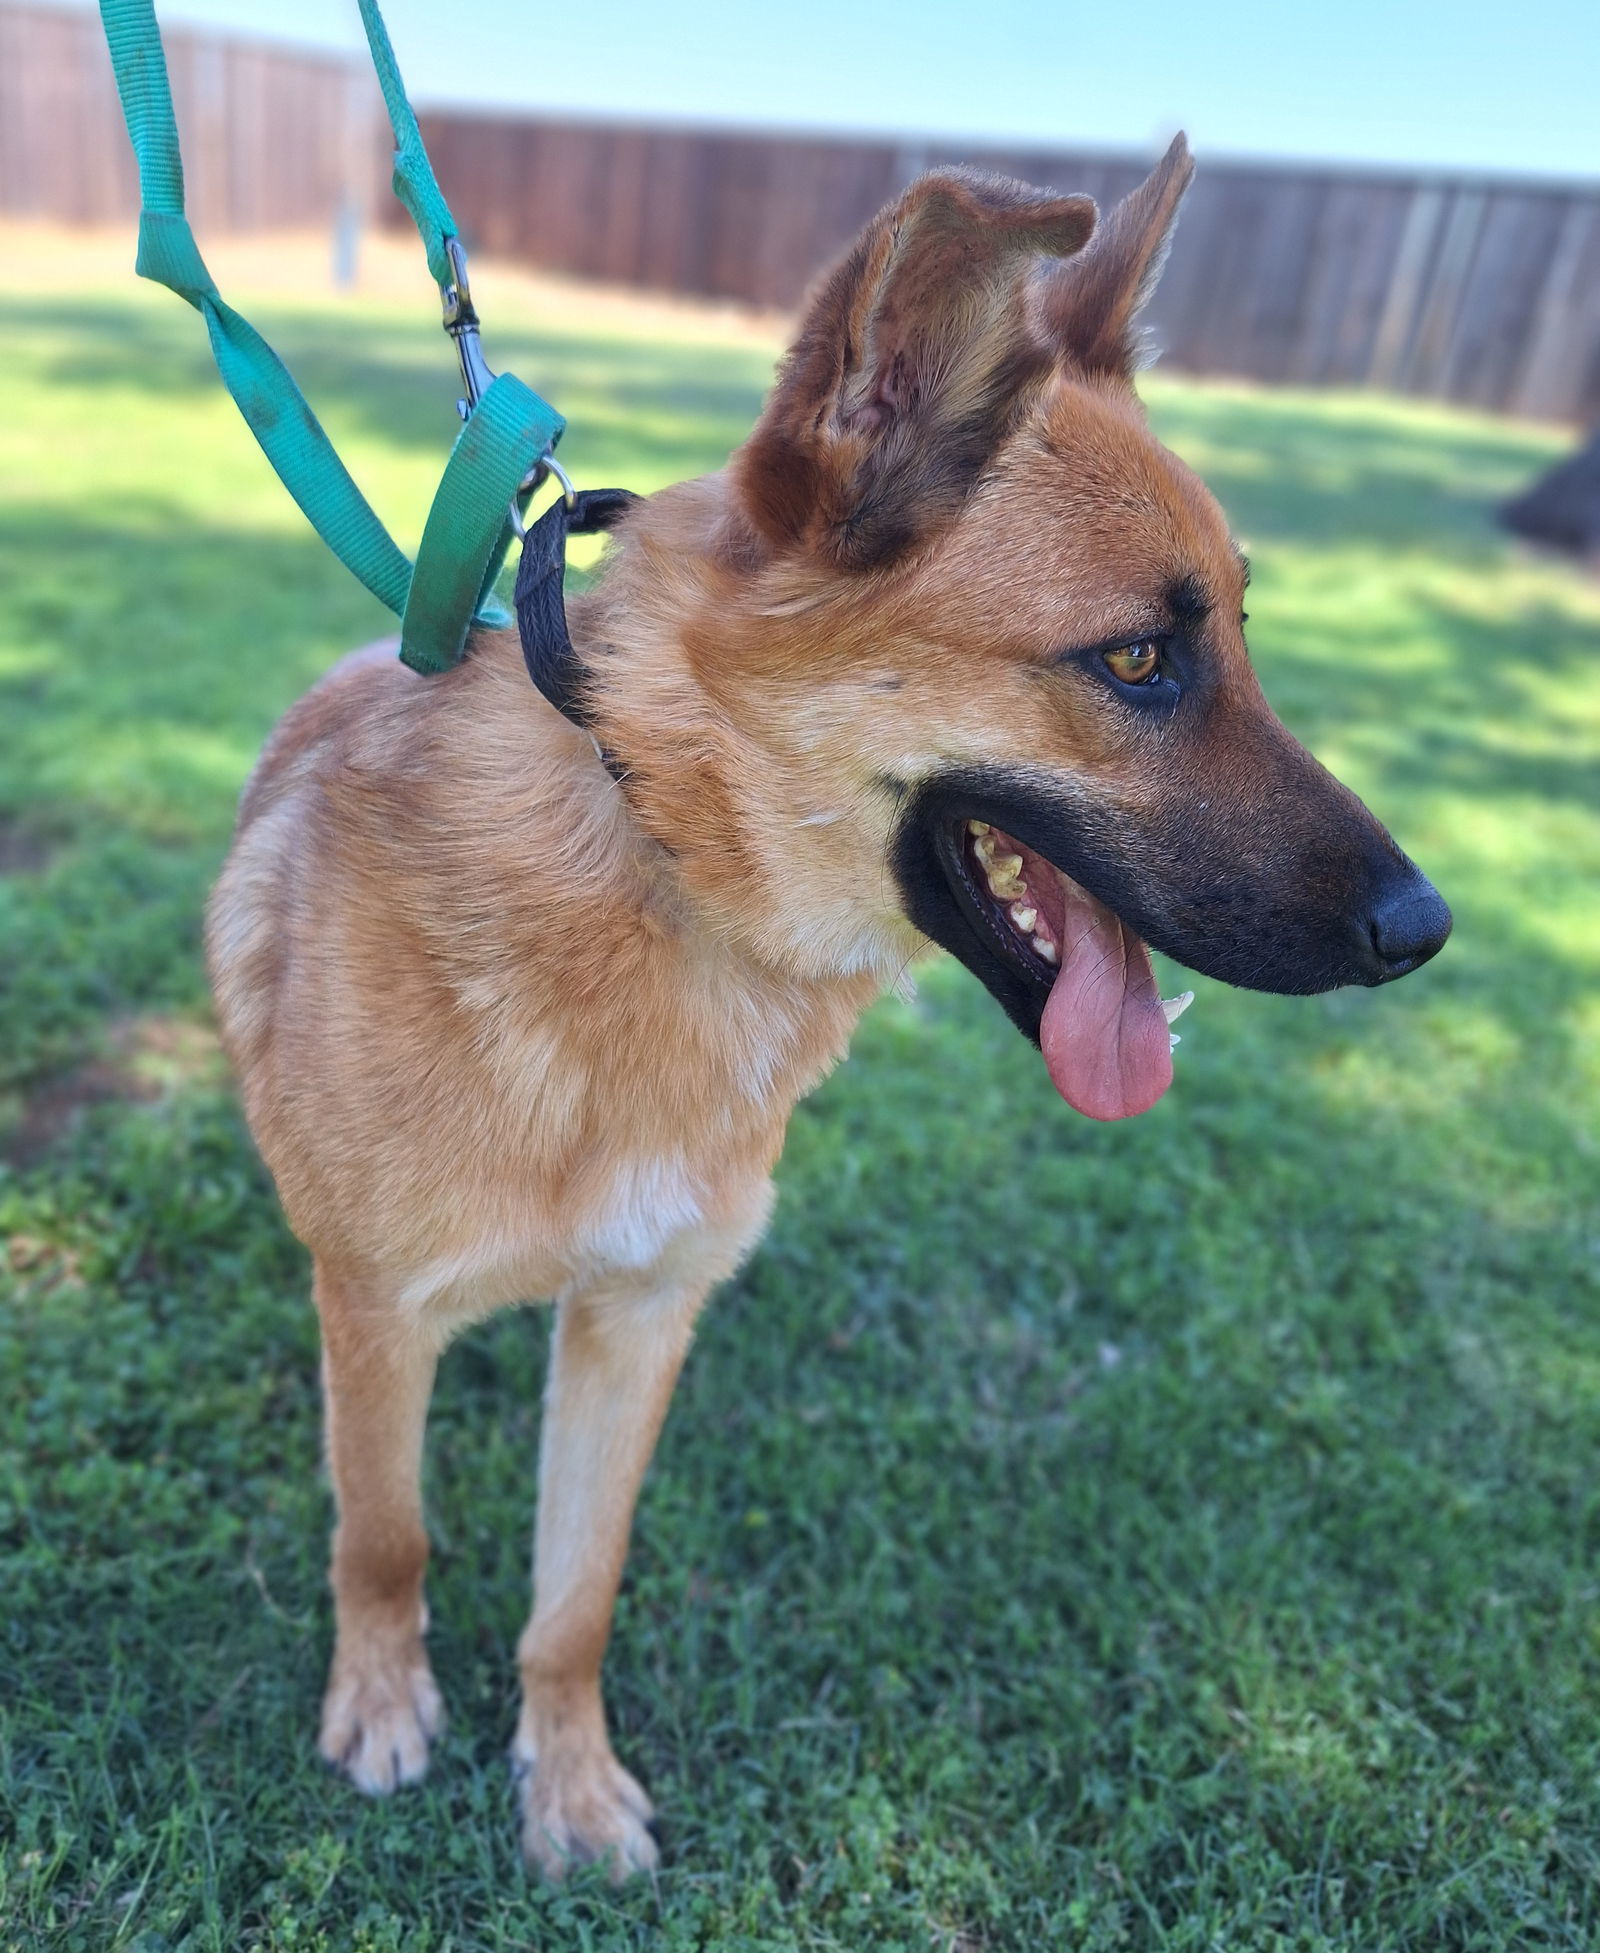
[
  {"x1": 1513, "y1": 203, "x2": 1600, "y2": 419},
  {"x1": 0, "y1": 0, "x2": 383, "y2": 232}
]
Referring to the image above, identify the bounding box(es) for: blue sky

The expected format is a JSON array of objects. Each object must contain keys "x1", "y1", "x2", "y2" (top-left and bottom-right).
[{"x1": 147, "y1": 0, "x2": 1596, "y2": 179}]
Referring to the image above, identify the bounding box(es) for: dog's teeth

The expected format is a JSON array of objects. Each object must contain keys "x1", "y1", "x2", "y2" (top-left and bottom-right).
[
  {"x1": 973, "y1": 833, "x2": 996, "y2": 863},
  {"x1": 1034, "y1": 939, "x2": 1058, "y2": 965},
  {"x1": 967, "y1": 820, "x2": 991, "y2": 837},
  {"x1": 1160, "y1": 991, "x2": 1194, "y2": 1025},
  {"x1": 1010, "y1": 903, "x2": 1037, "y2": 932},
  {"x1": 1170, "y1": 1032, "x2": 1181, "y2": 1052}
]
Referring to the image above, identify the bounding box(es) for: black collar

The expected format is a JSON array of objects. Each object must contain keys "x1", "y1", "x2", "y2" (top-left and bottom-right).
[{"x1": 512, "y1": 487, "x2": 640, "y2": 780}]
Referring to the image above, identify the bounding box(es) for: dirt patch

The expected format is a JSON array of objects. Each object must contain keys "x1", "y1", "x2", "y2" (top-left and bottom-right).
[
  {"x1": 2, "y1": 1013, "x2": 226, "y2": 1168},
  {"x1": 7, "y1": 1231, "x2": 85, "y2": 1292}
]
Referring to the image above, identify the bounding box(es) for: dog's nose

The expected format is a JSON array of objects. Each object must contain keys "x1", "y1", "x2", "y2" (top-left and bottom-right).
[{"x1": 1364, "y1": 864, "x2": 1452, "y2": 982}]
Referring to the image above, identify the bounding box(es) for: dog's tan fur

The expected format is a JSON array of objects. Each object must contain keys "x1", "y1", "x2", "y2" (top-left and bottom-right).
[{"x1": 206, "y1": 138, "x2": 1344, "y2": 1876}]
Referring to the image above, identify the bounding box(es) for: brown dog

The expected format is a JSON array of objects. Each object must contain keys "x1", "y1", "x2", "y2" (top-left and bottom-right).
[{"x1": 206, "y1": 135, "x2": 1449, "y2": 1879}]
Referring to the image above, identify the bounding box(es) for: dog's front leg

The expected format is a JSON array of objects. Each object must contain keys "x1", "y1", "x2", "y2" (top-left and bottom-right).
[
  {"x1": 313, "y1": 1261, "x2": 445, "y2": 1794},
  {"x1": 514, "y1": 1278, "x2": 704, "y2": 1880}
]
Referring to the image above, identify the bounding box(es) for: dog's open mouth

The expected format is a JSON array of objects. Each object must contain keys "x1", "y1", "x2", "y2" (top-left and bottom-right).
[{"x1": 947, "y1": 819, "x2": 1191, "y2": 1121}]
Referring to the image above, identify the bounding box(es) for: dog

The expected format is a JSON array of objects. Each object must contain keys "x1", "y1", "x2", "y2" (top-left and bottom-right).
[{"x1": 205, "y1": 134, "x2": 1450, "y2": 1879}]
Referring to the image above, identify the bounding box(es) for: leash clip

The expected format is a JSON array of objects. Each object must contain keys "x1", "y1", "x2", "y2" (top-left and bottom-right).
[
  {"x1": 442, "y1": 235, "x2": 576, "y2": 541},
  {"x1": 441, "y1": 236, "x2": 496, "y2": 419}
]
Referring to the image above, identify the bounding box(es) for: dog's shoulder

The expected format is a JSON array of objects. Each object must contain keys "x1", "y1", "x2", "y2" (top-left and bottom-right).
[{"x1": 235, "y1": 635, "x2": 418, "y2": 831}]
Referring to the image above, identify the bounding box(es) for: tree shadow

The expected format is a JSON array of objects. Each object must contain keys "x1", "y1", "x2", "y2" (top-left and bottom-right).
[
  {"x1": 5, "y1": 293, "x2": 778, "y2": 488},
  {"x1": 1147, "y1": 383, "x2": 1569, "y2": 553}
]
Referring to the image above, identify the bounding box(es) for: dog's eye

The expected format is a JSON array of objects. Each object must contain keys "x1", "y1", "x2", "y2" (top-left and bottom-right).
[{"x1": 1102, "y1": 640, "x2": 1162, "y2": 686}]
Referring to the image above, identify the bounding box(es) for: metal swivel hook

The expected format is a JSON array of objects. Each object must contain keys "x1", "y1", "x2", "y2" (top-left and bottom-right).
[{"x1": 440, "y1": 235, "x2": 577, "y2": 542}]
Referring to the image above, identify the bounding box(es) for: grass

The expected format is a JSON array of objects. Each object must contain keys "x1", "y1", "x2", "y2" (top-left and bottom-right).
[{"x1": 2, "y1": 232, "x2": 1599, "y2": 1951}]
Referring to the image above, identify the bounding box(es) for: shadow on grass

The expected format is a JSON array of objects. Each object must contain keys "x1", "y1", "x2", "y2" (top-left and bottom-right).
[
  {"x1": 4, "y1": 294, "x2": 778, "y2": 486},
  {"x1": 1147, "y1": 384, "x2": 1568, "y2": 553},
  {"x1": 7, "y1": 294, "x2": 1565, "y2": 532}
]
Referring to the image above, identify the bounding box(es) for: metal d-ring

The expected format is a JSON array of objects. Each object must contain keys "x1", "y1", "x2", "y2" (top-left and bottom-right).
[{"x1": 509, "y1": 450, "x2": 577, "y2": 541}]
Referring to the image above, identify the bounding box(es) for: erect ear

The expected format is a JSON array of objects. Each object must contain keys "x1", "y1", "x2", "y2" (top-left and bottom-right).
[
  {"x1": 733, "y1": 170, "x2": 1096, "y2": 570},
  {"x1": 1035, "y1": 133, "x2": 1194, "y2": 380}
]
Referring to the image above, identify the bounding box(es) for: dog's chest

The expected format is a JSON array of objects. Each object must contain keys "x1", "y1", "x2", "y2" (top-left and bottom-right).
[{"x1": 399, "y1": 950, "x2": 874, "y2": 1316}]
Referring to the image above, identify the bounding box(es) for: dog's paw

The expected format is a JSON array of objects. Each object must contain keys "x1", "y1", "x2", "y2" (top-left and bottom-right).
[
  {"x1": 512, "y1": 1735, "x2": 659, "y2": 1882},
  {"x1": 318, "y1": 1638, "x2": 443, "y2": 1795}
]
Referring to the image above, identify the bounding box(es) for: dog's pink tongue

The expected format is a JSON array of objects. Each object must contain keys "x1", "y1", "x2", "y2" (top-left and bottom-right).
[{"x1": 1038, "y1": 880, "x2": 1173, "y2": 1121}]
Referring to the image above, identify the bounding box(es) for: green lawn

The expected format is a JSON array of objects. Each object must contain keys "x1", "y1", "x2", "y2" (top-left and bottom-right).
[{"x1": 2, "y1": 254, "x2": 1599, "y2": 1952}]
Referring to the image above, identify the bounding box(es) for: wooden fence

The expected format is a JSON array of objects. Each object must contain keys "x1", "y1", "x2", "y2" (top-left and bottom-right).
[
  {"x1": 408, "y1": 113, "x2": 1600, "y2": 423},
  {"x1": 0, "y1": 0, "x2": 383, "y2": 232},
  {"x1": 3, "y1": 2, "x2": 1596, "y2": 420}
]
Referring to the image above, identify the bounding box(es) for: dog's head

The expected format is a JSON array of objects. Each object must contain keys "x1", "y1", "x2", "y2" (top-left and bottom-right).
[{"x1": 592, "y1": 136, "x2": 1451, "y2": 1120}]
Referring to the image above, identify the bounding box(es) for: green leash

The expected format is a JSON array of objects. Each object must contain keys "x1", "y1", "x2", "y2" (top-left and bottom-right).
[{"x1": 97, "y1": 0, "x2": 566, "y2": 676}]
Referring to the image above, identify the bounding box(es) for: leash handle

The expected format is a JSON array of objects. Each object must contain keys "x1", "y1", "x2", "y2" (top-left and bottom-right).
[{"x1": 97, "y1": 0, "x2": 566, "y2": 675}]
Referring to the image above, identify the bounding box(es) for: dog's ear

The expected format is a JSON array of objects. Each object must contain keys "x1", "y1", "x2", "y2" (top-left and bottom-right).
[
  {"x1": 1036, "y1": 133, "x2": 1193, "y2": 380},
  {"x1": 734, "y1": 170, "x2": 1096, "y2": 570}
]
